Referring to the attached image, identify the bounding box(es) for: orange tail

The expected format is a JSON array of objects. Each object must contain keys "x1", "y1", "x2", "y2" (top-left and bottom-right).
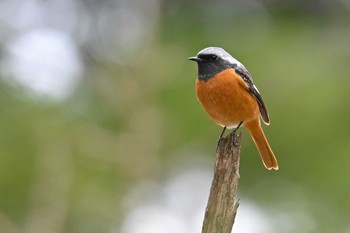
[{"x1": 245, "y1": 118, "x2": 279, "y2": 170}]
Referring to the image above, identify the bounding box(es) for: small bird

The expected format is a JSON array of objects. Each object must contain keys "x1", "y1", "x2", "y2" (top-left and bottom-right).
[{"x1": 189, "y1": 47, "x2": 278, "y2": 170}]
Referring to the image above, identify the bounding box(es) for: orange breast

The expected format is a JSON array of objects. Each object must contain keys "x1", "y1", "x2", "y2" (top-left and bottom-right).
[{"x1": 196, "y1": 68, "x2": 259, "y2": 128}]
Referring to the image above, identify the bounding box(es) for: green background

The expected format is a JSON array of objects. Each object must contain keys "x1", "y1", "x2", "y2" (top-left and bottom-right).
[{"x1": 0, "y1": 0, "x2": 350, "y2": 232}]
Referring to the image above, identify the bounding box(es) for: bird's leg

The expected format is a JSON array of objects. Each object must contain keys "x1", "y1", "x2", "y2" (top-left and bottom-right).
[
  {"x1": 216, "y1": 126, "x2": 227, "y2": 152},
  {"x1": 229, "y1": 121, "x2": 243, "y2": 144},
  {"x1": 219, "y1": 126, "x2": 227, "y2": 139}
]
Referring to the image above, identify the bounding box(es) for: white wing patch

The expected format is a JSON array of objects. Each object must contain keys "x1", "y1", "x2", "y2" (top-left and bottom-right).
[{"x1": 253, "y1": 84, "x2": 260, "y2": 94}]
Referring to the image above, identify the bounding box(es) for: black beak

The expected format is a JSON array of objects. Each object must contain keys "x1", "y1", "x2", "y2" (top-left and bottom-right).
[{"x1": 188, "y1": 56, "x2": 202, "y2": 62}]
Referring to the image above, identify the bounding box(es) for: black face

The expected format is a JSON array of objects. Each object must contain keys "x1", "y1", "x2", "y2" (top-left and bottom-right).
[{"x1": 190, "y1": 53, "x2": 234, "y2": 81}]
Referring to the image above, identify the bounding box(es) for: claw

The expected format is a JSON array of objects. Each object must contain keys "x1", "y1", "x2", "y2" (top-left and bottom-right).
[{"x1": 216, "y1": 127, "x2": 227, "y2": 152}]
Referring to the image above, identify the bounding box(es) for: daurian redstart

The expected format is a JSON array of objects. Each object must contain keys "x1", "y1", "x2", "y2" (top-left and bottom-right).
[{"x1": 189, "y1": 47, "x2": 278, "y2": 170}]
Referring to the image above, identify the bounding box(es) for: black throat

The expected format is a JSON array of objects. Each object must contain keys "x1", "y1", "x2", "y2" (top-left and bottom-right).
[{"x1": 197, "y1": 62, "x2": 236, "y2": 81}]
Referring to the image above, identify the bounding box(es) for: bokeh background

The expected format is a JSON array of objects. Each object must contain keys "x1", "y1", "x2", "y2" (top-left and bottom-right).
[{"x1": 0, "y1": 0, "x2": 350, "y2": 232}]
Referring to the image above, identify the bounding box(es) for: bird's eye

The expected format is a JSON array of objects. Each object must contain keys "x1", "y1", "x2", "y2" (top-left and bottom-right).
[{"x1": 210, "y1": 55, "x2": 218, "y2": 61}]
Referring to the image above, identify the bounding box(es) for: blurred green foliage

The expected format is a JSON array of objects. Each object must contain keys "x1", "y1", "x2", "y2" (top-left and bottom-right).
[{"x1": 1, "y1": 0, "x2": 350, "y2": 232}]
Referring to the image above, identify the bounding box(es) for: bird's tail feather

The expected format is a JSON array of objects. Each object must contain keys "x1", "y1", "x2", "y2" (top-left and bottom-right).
[{"x1": 245, "y1": 119, "x2": 278, "y2": 170}]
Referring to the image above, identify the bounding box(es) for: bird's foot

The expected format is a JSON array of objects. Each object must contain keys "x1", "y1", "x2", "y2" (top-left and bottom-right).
[{"x1": 229, "y1": 121, "x2": 243, "y2": 146}]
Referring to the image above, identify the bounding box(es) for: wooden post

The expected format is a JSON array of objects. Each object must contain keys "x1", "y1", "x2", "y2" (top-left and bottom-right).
[{"x1": 201, "y1": 132, "x2": 242, "y2": 233}]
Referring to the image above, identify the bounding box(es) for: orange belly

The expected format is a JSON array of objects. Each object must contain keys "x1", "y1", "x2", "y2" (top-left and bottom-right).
[{"x1": 196, "y1": 68, "x2": 259, "y2": 128}]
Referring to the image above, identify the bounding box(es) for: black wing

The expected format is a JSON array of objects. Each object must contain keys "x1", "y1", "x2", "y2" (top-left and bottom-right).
[{"x1": 234, "y1": 65, "x2": 270, "y2": 125}]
